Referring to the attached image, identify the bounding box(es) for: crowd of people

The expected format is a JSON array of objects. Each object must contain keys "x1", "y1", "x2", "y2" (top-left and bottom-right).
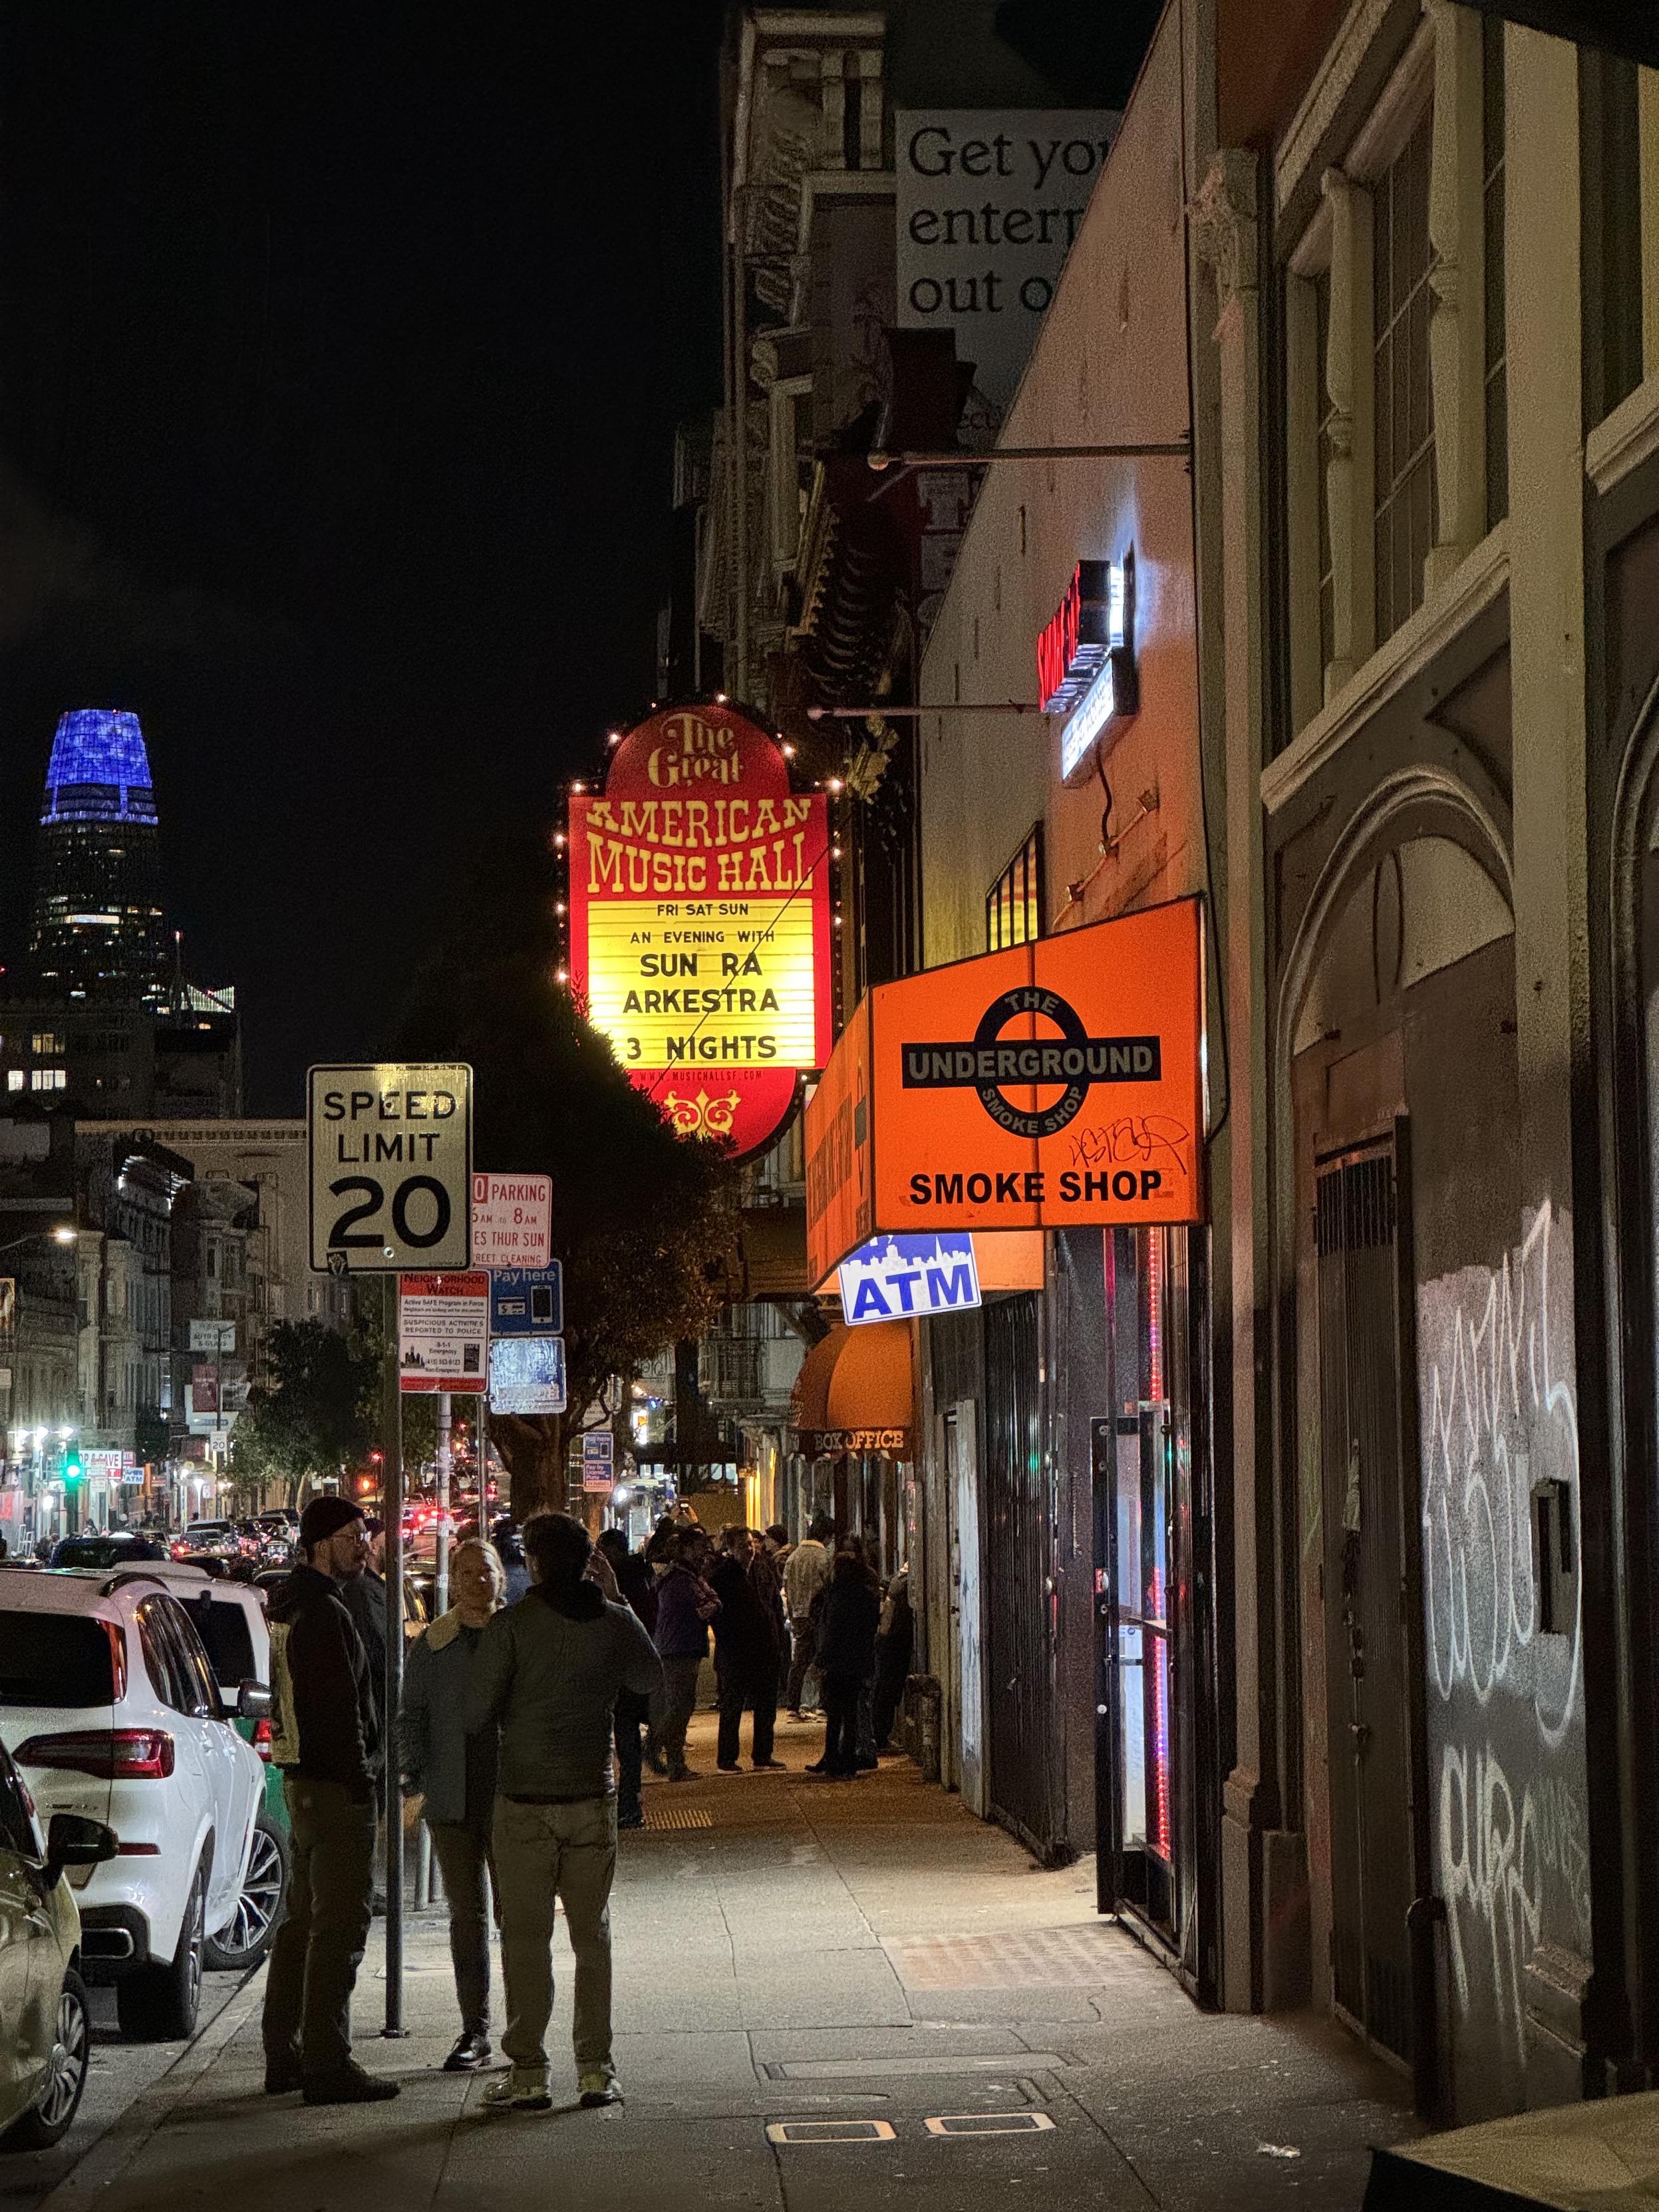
[{"x1": 259, "y1": 1491, "x2": 913, "y2": 2116}]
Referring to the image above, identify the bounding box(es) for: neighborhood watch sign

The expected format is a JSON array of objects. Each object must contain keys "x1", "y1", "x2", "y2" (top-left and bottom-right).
[{"x1": 804, "y1": 897, "x2": 1205, "y2": 1283}]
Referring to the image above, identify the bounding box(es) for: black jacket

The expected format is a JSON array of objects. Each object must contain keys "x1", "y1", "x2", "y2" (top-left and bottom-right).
[
  {"x1": 816, "y1": 1577, "x2": 880, "y2": 1680},
  {"x1": 267, "y1": 1564, "x2": 380, "y2": 1799},
  {"x1": 710, "y1": 1551, "x2": 782, "y2": 1669},
  {"x1": 340, "y1": 1569, "x2": 388, "y2": 1773}
]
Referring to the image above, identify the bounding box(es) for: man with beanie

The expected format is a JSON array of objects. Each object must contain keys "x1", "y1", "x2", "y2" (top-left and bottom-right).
[
  {"x1": 467, "y1": 1510, "x2": 661, "y2": 2114},
  {"x1": 261, "y1": 1495, "x2": 398, "y2": 2106}
]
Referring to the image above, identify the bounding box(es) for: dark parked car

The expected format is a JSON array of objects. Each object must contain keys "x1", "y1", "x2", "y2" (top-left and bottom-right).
[{"x1": 50, "y1": 1533, "x2": 165, "y2": 1569}]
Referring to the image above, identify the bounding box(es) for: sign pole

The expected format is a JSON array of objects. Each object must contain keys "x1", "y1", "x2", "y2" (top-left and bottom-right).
[
  {"x1": 436, "y1": 1391, "x2": 451, "y2": 1615},
  {"x1": 382, "y1": 1277, "x2": 408, "y2": 2037}
]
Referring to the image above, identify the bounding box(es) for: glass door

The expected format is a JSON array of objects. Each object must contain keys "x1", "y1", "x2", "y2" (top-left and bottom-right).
[{"x1": 1095, "y1": 1227, "x2": 1180, "y2": 1939}]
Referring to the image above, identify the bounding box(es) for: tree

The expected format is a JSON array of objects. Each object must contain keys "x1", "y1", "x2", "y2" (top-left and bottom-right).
[
  {"x1": 231, "y1": 1319, "x2": 379, "y2": 1507},
  {"x1": 396, "y1": 831, "x2": 739, "y2": 1517}
]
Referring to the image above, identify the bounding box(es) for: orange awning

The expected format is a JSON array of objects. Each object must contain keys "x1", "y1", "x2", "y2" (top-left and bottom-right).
[
  {"x1": 792, "y1": 1320, "x2": 913, "y2": 1456},
  {"x1": 790, "y1": 1326, "x2": 843, "y2": 1434}
]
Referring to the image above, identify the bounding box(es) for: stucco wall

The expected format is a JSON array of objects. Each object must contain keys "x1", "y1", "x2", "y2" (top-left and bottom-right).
[{"x1": 918, "y1": 0, "x2": 1201, "y2": 963}]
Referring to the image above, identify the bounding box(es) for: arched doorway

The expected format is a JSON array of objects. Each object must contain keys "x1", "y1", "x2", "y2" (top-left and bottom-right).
[{"x1": 1286, "y1": 827, "x2": 1515, "y2": 2105}]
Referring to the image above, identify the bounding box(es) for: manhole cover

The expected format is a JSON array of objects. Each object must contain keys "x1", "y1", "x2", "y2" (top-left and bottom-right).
[{"x1": 643, "y1": 1806, "x2": 714, "y2": 1831}]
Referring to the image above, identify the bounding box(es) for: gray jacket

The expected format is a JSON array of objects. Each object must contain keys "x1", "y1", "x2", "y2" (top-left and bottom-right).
[
  {"x1": 464, "y1": 1582, "x2": 662, "y2": 1801},
  {"x1": 398, "y1": 1607, "x2": 493, "y2": 1828}
]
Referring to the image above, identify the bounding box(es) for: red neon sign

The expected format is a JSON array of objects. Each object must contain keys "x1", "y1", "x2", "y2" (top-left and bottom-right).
[{"x1": 1036, "y1": 559, "x2": 1114, "y2": 713}]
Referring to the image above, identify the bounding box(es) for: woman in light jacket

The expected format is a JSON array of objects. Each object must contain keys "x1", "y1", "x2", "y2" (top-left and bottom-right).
[{"x1": 398, "y1": 1537, "x2": 506, "y2": 2072}]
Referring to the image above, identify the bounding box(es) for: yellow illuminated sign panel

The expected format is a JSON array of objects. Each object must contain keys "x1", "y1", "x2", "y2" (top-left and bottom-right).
[{"x1": 583, "y1": 898, "x2": 819, "y2": 1070}]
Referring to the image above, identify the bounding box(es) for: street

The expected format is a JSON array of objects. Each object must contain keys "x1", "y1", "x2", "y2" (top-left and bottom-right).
[{"x1": 4, "y1": 1716, "x2": 1414, "y2": 2212}]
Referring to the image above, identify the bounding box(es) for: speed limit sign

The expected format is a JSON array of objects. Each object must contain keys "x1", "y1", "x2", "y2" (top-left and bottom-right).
[{"x1": 308, "y1": 1062, "x2": 474, "y2": 1272}]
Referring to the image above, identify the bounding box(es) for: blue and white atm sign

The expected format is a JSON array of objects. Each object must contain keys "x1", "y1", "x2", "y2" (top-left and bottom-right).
[{"x1": 837, "y1": 1233, "x2": 982, "y2": 1326}]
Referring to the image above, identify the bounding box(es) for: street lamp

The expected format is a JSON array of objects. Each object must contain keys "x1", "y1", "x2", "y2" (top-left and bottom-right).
[{"x1": 0, "y1": 1225, "x2": 75, "y2": 1257}]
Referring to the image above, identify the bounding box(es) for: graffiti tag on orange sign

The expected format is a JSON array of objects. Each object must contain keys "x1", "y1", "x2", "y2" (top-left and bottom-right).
[{"x1": 806, "y1": 897, "x2": 1205, "y2": 1277}]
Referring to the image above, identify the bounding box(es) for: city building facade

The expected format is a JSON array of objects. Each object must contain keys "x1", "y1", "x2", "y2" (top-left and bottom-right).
[{"x1": 758, "y1": 0, "x2": 1659, "y2": 2133}]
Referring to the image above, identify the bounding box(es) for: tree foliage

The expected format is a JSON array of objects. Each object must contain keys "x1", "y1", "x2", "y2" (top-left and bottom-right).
[
  {"x1": 396, "y1": 830, "x2": 739, "y2": 1515},
  {"x1": 231, "y1": 1318, "x2": 379, "y2": 1506}
]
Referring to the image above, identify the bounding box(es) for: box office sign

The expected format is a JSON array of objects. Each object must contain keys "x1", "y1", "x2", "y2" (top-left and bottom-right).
[{"x1": 806, "y1": 897, "x2": 1203, "y2": 1278}]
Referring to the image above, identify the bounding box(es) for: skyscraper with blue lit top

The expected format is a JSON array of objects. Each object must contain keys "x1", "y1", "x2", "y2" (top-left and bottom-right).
[{"x1": 31, "y1": 709, "x2": 168, "y2": 1001}]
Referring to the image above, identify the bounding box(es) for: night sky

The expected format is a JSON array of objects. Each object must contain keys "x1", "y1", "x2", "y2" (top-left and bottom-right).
[{"x1": 0, "y1": 3, "x2": 724, "y2": 1111}]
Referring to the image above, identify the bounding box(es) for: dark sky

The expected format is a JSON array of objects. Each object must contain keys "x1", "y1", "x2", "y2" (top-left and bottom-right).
[{"x1": 0, "y1": 2, "x2": 724, "y2": 1112}]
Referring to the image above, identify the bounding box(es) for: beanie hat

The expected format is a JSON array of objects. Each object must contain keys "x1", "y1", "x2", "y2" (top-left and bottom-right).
[{"x1": 299, "y1": 1495, "x2": 365, "y2": 1550}]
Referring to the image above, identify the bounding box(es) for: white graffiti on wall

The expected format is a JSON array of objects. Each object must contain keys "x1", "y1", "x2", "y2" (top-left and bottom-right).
[
  {"x1": 1418, "y1": 1201, "x2": 1581, "y2": 1748},
  {"x1": 1438, "y1": 1740, "x2": 1592, "y2": 2045}
]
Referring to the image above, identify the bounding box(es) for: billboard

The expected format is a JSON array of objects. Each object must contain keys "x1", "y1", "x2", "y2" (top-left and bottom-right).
[
  {"x1": 807, "y1": 897, "x2": 1205, "y2": 1279},
  {"x1": 569, "y1": 704, "x2": 832, "y2": 1160},
  {"x1": 896, "y1": 110, "x2": 1118, "y2": 418}
]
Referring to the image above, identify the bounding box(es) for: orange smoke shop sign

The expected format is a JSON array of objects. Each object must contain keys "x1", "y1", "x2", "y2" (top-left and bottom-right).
[
  {"x1": 806, "y1": 897, "x2": 1203, "y2": 1280},
  {"x1": 569, "y1": 705, "x2": 832, "y2": 1161}
]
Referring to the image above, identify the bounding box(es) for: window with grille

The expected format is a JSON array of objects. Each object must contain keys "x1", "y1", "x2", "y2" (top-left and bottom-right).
[
  {"x1": 1373, "y1": 102, "x2": 1436, "y2": 647},
  {"x1": 985, "y1": 824, "x2": 1045, "y2": 952},
  {"x1": 1483, "y1": 18, "x2": 1507, "y2": 530}
]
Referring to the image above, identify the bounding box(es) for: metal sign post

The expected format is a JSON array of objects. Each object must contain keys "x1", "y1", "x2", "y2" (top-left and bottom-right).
[
  {"x1": 381, "y1": 1277, "x2": 406, "y2": 2038},
  {"x1": 436, "y1": 1392, "x2": 452, "y2": 1615},
  {"x1": 305, "y1": 1064, "x2": 475, "y2": 2040}
]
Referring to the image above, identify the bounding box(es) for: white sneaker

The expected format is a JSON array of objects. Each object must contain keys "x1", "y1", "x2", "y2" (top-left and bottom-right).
[{"x1": 481, "y1": 2074, "x2": 552, "y2": 2113}]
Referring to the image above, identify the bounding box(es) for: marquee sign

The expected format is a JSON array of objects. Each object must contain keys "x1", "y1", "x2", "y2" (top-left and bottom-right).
[
  {"x1": 569, "y1": 705, "x2": 832, "y2": 1161},
  {"x1": 806, "y1": 897, "x2": 1203, "y2": 1282}
]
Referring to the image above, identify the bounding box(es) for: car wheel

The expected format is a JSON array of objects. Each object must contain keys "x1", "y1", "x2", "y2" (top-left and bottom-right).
[
  {"x1": 116, "y1": 1864, "x2": 204, "y2": 2042},
  {"x1": 205, "y1": 1809, "x2": 287, "y2": 1971},
  {"x1": 0, "y1": 1969, "x2": 90, "y2": 2151}
]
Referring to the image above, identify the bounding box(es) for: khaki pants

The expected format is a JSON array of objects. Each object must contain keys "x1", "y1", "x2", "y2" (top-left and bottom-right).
[
  {"x1": 492, "y1": 1794, "x2": 617, "y2": 2088},
  {"x1": 263, "y1": 1775, "x2": 375, "y2": 2080}
]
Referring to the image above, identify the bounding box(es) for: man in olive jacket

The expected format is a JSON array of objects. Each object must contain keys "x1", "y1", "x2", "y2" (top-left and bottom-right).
[
  {"x1": 466, "y1": 1511, "x2": 661, "y2": 2113},
  {"x1": 262, "y1": 1495, "x2": 397, "y2": 2106}
]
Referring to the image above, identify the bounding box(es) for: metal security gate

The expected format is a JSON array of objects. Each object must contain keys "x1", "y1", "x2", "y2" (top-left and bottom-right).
[
  {"x1": 983, "y1": 1292, "x2": 1058, "y2": 1857},
  {"x1": 1315, "y1": 1137, "x2": 1431, "y2": 2072}
]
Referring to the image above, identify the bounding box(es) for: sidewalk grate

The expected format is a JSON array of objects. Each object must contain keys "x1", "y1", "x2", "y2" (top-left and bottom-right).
[
  {"x1": 884, "y1": 1925, "x2": 1130, "y2": 1988},
  {"x1": 643, "y1": 1806, "x2": 715, "y2": 1831}
]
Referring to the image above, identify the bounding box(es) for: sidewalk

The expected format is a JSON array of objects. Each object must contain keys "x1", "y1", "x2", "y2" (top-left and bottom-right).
[{"x1": 34, "y1": 1713, "x2": 1418, "y2": 2212}]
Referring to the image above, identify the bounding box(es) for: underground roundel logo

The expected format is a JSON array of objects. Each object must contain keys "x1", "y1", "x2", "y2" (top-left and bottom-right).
[{"x1": 900, "y1": 987, "x2": 1161, "y2": 1140}]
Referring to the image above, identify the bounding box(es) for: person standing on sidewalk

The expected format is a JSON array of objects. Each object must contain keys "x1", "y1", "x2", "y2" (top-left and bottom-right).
[
  {"x1": 710, "y1": 1527, "x2": 784, "y2": 1772},
  {"x1": 872, "y1": 1561, "x2": 913, "y2": 1752},
  {"x1": 808, "y1": 1549, "x2": 881, "y2": 1778},
  {"x1": 652, "y1": 1527, "x2": 718, "y2": 1780},
  {"x1": 596, "y1": 1527, "x2": 656, "y2": 1827},
  {"x1": 782, "y1": 1515, "x2": 834, "y2": 1716},
  {"x1": 398, "y1": 1537, "x2": 505, "y2": 2074},
  {"x1": 340, "y1": 1515, "x2": 389, "y2": 1913},
  {"x1": 261, "y1": 1495, "x2": 398, "y2": 2106},
  {"x1": 466, "y1": 1511, "x2": 662, "y2": 2113}
]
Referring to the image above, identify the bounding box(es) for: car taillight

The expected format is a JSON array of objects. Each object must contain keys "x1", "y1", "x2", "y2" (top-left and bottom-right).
[
  {"x1": 253, "y1": 1716, "x2": 272, "y2": 1762},
  {"x1": 15, "y1": 1728, "x2": 176, "y2": 1780},
  {"x1": 102, "y1": 1619, "x2": 129, "y2": 1702}
]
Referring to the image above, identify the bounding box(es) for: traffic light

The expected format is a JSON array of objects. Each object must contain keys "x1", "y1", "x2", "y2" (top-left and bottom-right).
[{"x1": 62, "y1": 1448, "x2": 83, "y2": 1489}]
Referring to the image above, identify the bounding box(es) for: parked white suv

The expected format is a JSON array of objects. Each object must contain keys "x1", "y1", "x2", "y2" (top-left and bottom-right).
[
  {"x1": 0, "y1": 1567, "x2": 267, "y2": 2040},
  {"x1": 142, "y1": 1565, "x2": 288, "y2": 1969}
]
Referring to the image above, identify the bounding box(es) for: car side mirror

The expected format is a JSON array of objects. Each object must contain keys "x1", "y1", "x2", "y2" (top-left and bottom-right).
[
  {"x1": 45, "y1": 1812, "x2": 118, "y2": 1881},
  {"x1": 237, "y1": 1680, "x2": 272, "y2": 1721}
]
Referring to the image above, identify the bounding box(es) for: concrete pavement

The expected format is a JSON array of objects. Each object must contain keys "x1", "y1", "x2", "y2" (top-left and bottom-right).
[{"x1": 15, "y1": 1712, "x2": 1418, "y2": 2211}]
